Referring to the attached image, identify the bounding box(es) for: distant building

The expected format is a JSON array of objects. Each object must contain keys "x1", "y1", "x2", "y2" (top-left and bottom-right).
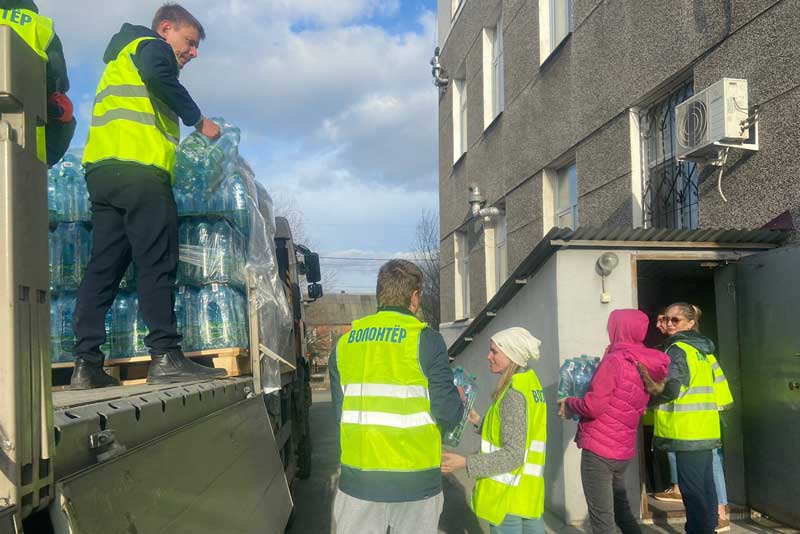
[{"x1": 304, "y1": 293, "x2": 377, "y2": 372}]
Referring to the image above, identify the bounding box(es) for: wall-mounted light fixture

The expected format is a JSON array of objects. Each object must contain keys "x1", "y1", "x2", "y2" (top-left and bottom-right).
[
  {"x1": 595, "y1": 252, "x2": 619, "y2": 304},
  {"x1": 430, "y1": 46, "x2": 449, "y2": 95}
]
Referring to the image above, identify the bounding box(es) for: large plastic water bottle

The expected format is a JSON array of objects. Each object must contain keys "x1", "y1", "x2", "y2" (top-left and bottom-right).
[
  {"x1": 175, "y1": 286, "x2": 198, "y2": 352},
  {"x1": 54, "y1": 223, "x2": 91, "y2": 291},
  {"x1": 131, "y1": 295, "x2": 149, "y2": 356},
  {"x1": 219, "y1": 174, "x2": 250, "y2": 234},
  {"x1": 48, "y1": 169, "x2": 58, "y2": 223},
  {"x1": 173, "y1": 133, "x2": 209, "y2": 192},
  {"x1": 210, "y1": 220, "x2": 236, "y2": 284},
  {"x1": 99, "y1": 308, "x2": 113, "y2": 358},
  {"x1": 204, "y1": 123, "x2": 241, "y2": 191},
  {"x1": 110, "y1": 292, "x2": 135, "y2": 359},
  {"x1": 557, "y1": 360, "x2": 576, "y2": 399},
  {"x1": 56, "y1": 292, "x2": 77, "y2": 363},
  {"x1": 573, "y1": 359, "x2": 590, "y2": 398},
  {"x1": 231, "y1": 287, "x2": 249, "y2": 348},
  {"x1": 49, "y1": 295, "x2": 60, "y2": 363},
  {"x1": 48, "y1": 228, "x2": 58, "y2": 293},
  {"x1": 443, "y1": 367, "x2": 478, "y2": 447},
  {"x1": 197, "y1": 284, "x2": 238, "y2": 350},
  {"x1": 194, "y1": 221, "x2": 213, "y2": 284}
]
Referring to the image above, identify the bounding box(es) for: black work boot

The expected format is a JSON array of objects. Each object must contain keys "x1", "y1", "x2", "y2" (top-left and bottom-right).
[
  {"x1": 68, "y1": 358, "x2": 120, "y2": 390},
  {"x1": 146, "y1": 350, "x2": 227, "y2": 385}
]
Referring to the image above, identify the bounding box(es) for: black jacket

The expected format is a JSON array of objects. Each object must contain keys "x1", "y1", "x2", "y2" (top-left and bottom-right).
[
  {"x1": 1, "y1": 0, "x2": 75, "y2": 165},
  {"x1": 653, "y1": 330, "x2": 722, "y2": 452},
  {"x1": 87, "y1": 23, "x2": 203, "y2": 175}
]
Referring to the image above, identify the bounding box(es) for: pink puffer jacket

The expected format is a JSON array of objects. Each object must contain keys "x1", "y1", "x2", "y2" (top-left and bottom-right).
[{"x1": 565, "y1": 309, "x2": 669, "y2": 461}]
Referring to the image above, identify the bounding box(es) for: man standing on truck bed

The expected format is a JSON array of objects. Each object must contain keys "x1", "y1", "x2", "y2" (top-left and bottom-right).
[
  {"x1": 0, "y1": 0, "x2": 76, "y2": 166},
  {"x1": 329, "y1": 259, "x2": 464, "y2": 534},
  {"x1": 70, "y1": 3, "x2": 227, "y2": 389}
]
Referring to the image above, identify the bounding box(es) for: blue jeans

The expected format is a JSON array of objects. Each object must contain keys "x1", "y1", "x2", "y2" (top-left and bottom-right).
[
  {"x1": 489, "y1": 515, "x2": 545, "y2": 534},
  {"x1": 668, "y1": 449, "x2": 727, "y2": 505}
]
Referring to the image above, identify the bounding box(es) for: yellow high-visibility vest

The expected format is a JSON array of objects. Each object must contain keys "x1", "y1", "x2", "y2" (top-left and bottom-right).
[
  {"x1": 0, "y1": 8, "x2": 53, "y2": 163},
  {"x1": 336, "y1": 310, "x2": 441, "y2": 472},
  {"x1": 83, "y1": 36, "x2": 180, "y2": 180},
  {"x1": 472, "y1": 370, "x2": 547, "y2": 525},
  {"x1": 654, "y1": 341, "x2": 721, "y2": 442}
]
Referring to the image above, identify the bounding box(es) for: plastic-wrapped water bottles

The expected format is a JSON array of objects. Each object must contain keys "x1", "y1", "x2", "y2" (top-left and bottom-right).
[
  {"x1": 558, "y1": 355, "x2": 600, "y2": 420},
  {"x1": 173, "y1": 119, "x2": 241, "y2": 195},
  {"x1": 54, "y1": 292, "x2": 77, "y2": 363},
  {"x1": 443, "y1": 367, "x2": 478, "y2": 447},
  {"x1": 131, "y1": 295, "x2": 149, "y2": 356},
  {"x1": 210, "y1": 220, "x2": 240, "y2": 285},
  {"x1": 109, "y1": 292, "x2": 135, "y2": 359},
  {"x1": 232, "y1": 288, "x2": 249, "y2": 348},
  {"x1": 56, "y1": 155, "x2": 90, "y2": 223},
  {"x1": 53, "y1": 223, "x2": 92, "y2": 292},
  {"x1": 222, "y1": 174, "x2": 250, "y2": 235},
  {"x1": 48, "y1": 229, "x2": 57, "y2": 293},
  {"x1": 197, "y1": 283, "x2": 241, "y2": 350},
  {"x1": 49, "y1": 296, "x2": 61, "y2": 363},
  {"x1": 48, "y1": 170, "x2": 58, "y2": 223},
  {"x1": 175, "y1": 286, "x2": 199, "y2": 352}
]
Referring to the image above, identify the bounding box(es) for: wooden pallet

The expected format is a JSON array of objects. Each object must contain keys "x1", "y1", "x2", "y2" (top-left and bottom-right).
[{"x1": 51, "y1": 347, "x2": 251, "y2": 387}]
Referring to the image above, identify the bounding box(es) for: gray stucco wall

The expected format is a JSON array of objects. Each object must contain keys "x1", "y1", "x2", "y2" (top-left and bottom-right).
[{"x1": 437, "y1": 0, "x2": 800, "y2": 322}]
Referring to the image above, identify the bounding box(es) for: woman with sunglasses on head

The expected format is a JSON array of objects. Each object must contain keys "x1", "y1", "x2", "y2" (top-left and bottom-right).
[
  {"x1": 441, "y1": 327, "x2": 547, "y2": 534},
  {"x1": 638, "y1": 303, "x2": 733, "y2": 534}
]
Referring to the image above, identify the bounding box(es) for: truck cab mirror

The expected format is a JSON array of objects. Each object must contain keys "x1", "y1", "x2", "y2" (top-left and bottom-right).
[
  {"x1": 304, "y1": 253, "x2": 321, "y2": 283},
  {"x1": 308, "y1": 283, "x2": 323, "y2": 300}
]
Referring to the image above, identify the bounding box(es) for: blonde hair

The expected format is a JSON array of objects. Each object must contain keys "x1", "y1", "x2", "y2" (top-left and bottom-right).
[
  {"x1": 667, "y1": 302, "x2": 702, "y2": 332},
  {"x1": 376, "y1": 259, "x2": 423, "y2": 308},
  {"x1": 492, "y1": 362, "x2": 520, "y2": 401}
]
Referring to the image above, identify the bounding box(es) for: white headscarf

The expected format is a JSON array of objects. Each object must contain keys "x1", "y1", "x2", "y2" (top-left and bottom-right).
[{"x1": 490, "y1": 327, "x2": 542, "y2": 367}]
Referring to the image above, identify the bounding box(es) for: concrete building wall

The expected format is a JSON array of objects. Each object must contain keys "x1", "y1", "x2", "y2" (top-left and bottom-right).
[{"x1": 437, "y1": 0, "x2": 800, "y2": 322}]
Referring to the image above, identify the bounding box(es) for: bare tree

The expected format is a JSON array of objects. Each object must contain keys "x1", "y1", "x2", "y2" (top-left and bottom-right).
[
  {"x1": 413, "y1": 209, "x2": 440, "y2": 328},
  {"x1": 270, "y1": 188, "x2": 340, "y2": 291}
]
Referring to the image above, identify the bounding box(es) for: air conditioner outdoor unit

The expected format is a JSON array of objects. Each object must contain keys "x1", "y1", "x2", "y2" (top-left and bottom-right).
[{"x1": 675, "y1": 78, "x2": 755, "y2": 161}]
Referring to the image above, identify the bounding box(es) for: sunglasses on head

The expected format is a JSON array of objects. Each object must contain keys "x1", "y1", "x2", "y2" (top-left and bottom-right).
[{"x1": 664, "y1": 316, "x2": 686, "y2": 325}]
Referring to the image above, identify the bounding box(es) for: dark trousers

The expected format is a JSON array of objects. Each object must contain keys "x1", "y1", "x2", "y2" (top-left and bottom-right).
[
  {"x1": 72, "y1": 165, "x2": 180, "y2": 364},
  {"x1": 581, "y1": 449, "x2": 642, "y2": 534},
  {"x1": 675, "y1": 450, "x2": 717, "y2": 534}
]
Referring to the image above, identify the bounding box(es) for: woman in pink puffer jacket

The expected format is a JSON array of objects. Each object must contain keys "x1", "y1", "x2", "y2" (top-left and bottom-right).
[{"x1": 559, "y1": 309, "x2": 669, "y2": 534}]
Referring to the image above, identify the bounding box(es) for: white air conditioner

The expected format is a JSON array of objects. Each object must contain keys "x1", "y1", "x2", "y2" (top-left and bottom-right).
[{"x1": 675, "y1": 78, "x2": 754, "y2": 160}]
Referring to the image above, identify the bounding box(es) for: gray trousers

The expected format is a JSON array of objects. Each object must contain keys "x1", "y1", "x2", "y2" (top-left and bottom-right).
[
  {"x1": 581, "y1": 449, "x2": 642, "y2": 534},
  {"x1": 332, "y1": 489, "x2": 444, "y2": 534}
]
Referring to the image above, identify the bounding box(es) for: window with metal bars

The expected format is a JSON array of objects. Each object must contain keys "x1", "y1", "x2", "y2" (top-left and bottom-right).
[{"x1": 640, "y1": 80, "x2": 699, "y2": 229}]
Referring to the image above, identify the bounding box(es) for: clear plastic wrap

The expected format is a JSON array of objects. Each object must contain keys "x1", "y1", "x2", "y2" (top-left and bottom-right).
[{"x1": 174, "y1": 120, "x2": 293, "y2": 391}]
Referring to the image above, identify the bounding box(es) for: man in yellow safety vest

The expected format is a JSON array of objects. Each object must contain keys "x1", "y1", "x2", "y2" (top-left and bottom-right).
[
  {"x1": 329, "y1": 259, "x2": 464, "y2": 534},
  {"x1": 0, "y1": 0, "x2": 76, "y2": 165},
  {"x1": 70, "y1": 3, "x2": 225, "y2": 389}
]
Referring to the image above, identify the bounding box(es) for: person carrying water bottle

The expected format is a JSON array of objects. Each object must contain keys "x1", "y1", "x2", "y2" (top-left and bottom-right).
[{"x1": 441, "y1": 327, "x2": 547, "y2": 534}]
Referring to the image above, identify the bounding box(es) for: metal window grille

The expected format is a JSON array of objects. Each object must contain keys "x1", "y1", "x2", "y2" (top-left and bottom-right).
[{"x1": 640, "y1": 80, "x2": 699, "y2": 229}]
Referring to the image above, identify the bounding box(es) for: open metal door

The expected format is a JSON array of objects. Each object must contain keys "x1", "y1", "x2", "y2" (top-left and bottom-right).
[{"x1": 718, "y1": 245, "x2": 800, "y2": 527}]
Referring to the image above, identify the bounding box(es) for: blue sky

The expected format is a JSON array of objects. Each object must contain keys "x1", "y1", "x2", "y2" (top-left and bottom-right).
[{"x1": 38, "y1": 0, "x2": 439, "y2": 293}]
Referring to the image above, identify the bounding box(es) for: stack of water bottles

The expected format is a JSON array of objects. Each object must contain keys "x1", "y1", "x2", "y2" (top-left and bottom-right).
[
  {"x1": 48, "y1": 153, "x2": 90, "y2": 363},
  {"x1": 557, "y1": 355, "x2": 601, "y2": 419},
  {"x1": 443, "y1": 367, "x2": 478, "y2": 447},
  {"x1": 172, "y1": 119, "x2": 252, "y2": 352}
]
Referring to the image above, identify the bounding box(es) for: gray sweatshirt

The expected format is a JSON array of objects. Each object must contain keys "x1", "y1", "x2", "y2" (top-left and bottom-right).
[{"x1": 466, "y1": 388, "x2": 527, "y2": 478}]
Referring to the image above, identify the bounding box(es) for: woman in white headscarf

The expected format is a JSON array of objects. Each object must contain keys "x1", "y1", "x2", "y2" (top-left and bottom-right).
[{"x1": 441, "y1": 327, "x2": 548, "y2": 534}]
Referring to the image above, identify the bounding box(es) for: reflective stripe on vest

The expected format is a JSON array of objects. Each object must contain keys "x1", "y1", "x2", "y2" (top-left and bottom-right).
[
  {"x1": 336, "y1": 310, "x2": 441, "y2": 472},
  {"x1": 472, "y1": 370, "x2": 547, "y2": 525},
  {"x1": 36, "y1": 124, "x2": 46, "y2": 163},
  {"x1": 82, "y1": 37, "x2": 180, "y2": 180},
  {"x1": 710, "y1": 355, "x2": 734, "y2": 408},
  {"x1": 654, "y1": 341, "x2": 721, "y2": 441},
  {"x1": 0, "y1": 9, "x2": 53, "y2": 61}
]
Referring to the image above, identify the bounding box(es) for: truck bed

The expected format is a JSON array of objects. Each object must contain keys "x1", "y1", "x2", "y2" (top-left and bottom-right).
[{"x1": 52, "y1": 377, "x2": 256, "y2": 480}]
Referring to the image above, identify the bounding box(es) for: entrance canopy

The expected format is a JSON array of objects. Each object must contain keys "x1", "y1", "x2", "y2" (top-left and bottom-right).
[{"x1": 449, "y1": 226, "x2": 790, "y2": 358}]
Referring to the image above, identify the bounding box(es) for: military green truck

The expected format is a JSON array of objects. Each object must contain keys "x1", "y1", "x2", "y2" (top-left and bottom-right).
[{"x1": 0, "y1": 26, "x2": 319, "y2": 533}]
